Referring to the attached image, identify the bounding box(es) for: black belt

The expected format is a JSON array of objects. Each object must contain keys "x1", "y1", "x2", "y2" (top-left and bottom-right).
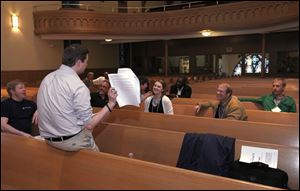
[{"x1": 45, "y1": 132, "x2": 79, "y2": 142}]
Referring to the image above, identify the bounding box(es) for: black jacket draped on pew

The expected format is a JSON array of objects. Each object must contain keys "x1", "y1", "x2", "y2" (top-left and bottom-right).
[{"x1": 176, "y1": 133, "x2": 235, "y2": 177}]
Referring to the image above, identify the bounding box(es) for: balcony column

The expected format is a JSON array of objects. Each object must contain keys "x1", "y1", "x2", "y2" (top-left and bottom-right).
[
  {"x1": 261, "y1": 33, "x2": 266, "y2": 78},
  {"x1": 164, "y1": 40, "x2": 168, "y2": 77}
]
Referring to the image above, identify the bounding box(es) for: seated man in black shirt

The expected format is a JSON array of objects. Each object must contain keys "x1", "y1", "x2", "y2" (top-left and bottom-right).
[
  {"x1": 169, "y1": 76, "x2": 192, "y2": 98},
  {"x1": 1, "y1": 79, "x2": 38, "y2": 137},
  {"x1": 90, "y1": 79, "x2": 111, "y2": 107}
]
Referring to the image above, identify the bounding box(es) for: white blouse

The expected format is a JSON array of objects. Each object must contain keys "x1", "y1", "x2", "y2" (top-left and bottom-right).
[{"x1": 144, "y1": 95, "x2": 174, "y2": 115}]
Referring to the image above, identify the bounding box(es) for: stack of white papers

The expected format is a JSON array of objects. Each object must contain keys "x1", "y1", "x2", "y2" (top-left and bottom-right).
[
  {"x1": 108, "y1": 68, "x2": 140, "y2": 107},
  {"x1": 239, "y1": 145, "x2": 278, "y2": 168}
]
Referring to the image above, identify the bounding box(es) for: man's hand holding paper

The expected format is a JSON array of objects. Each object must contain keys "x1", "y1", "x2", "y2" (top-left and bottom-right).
[{"x1": 108, "y1": 68, "x2": 140, "y2": 107}]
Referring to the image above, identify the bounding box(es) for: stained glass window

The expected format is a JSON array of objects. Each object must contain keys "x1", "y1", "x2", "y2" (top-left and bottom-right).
[{"x1": 233, "y1": 53, "x2": 269, "y2": 76}]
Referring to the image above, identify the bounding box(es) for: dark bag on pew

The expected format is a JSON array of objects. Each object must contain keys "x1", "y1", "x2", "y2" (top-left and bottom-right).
[
  {"x1": 228, "y1": 161, "x2": 289, "y2": 189},
  {"x1": 176, "y1": 133, "x2": 235, "y2": 177}
]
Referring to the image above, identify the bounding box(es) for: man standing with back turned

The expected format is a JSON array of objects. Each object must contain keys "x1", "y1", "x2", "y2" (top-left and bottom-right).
[{"x1": 37, "y1": 44, "x2": 118, "y2": 152}]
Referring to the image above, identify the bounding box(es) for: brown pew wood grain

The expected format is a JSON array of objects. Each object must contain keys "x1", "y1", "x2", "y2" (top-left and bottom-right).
[
  {"x1": 1, "y1": 133, "x2": 280, "y2": 190},
  {"x1": 172, "y1": 104, "x2": 299, "y2": 126},
  {"x1": 93, "y1": 109, "x2": 299, "y2": 148},
  {"x1": 93, "y1": 123, "x2": 299, "y2": 190},
  {"x1": 110, "y1": 103, "x2": 299, "y2": 126},
  {"x1": 172, "y1": 98, "x2": 265, "y2": 110},
  {"x1": 172, "y1": 97, "x2": 299, "y2": 112}
]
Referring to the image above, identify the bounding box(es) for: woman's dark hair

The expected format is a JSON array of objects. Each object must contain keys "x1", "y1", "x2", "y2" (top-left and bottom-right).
[
  {"x1": 62, "y1": 44, "x2": 89, "y2": 67},
  {"x1": 139, "y1": 76, "x2": 149, "y2": 85}
]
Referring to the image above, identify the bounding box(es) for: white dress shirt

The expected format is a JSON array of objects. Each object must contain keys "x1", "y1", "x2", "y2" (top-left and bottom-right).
[{"x1": 37, "y1": 65, "x2": 92, "y2": 137}]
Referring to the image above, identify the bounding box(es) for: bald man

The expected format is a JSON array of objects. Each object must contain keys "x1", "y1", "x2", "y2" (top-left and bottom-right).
[{"x1": 195, "y1": 83, "x2": 248, "y2": 121}]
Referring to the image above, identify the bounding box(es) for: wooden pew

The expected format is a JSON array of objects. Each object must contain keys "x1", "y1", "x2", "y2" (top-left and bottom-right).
[
  {"x1": 189, "y1": 78, "x2": 298, "y2": 100},
  {"x1": 1, "y1": 133, "x2": 279, "y2": 190},
  {"x1": 95, "y1": 109, "x2": 299, "y2": 148},
  {"x1": 172, "y1": 97, "x2": 299, "y2": 112},
  {"x1": 191, "y1": 93, "x2": 299, "y2": 103},
  {"x1": 111, "y1": 103, "x2": 299, "y2": 126},
  {"x1": 93, "y1": 123, "x2": 299, "y2": 190},
  {"x1": 191, "y1": 86, "x2": 298, "y2": 97},
  {"x1": 172, "y1": 104, "x2": 299, "y2": 126},
  {"x1": 172, "y1": 98, "x2": 264, "y2": 110}
]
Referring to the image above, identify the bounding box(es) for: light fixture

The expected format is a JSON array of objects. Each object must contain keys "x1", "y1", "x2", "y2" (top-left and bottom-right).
[
  {"x1": 105, "y1": 39, "x2": 112, "y2": 42},
  {"x1": 201, "y1": 30, "x2": 212, "y2": 37},
  {"x1": 11, "y1": 14, "x2": 19, "y2": 29}
]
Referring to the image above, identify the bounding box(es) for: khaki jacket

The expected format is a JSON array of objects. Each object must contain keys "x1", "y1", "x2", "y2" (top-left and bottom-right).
[{"x1": 201, "y1": 96, "x2": 248, "y2": 121}]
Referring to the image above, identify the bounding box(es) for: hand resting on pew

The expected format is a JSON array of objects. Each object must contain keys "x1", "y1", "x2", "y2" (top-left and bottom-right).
[{"x1": 195, "y1": 104, "x2": 201, "y2": 115}]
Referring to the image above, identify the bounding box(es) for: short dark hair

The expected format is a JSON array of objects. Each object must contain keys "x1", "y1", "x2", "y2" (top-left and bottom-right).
[
  {"x1": 178, "y1": 76, "x2": 188, "y2": 85},
  {"x1": 6, "y1": 79, "x2": 24, "y2": 97},
  {"x1": 62, "y1": 44, "x2": 89, "y2": 67},
  {"x1": 139, "y1": 76, "x2": 149, "y2": 85}
]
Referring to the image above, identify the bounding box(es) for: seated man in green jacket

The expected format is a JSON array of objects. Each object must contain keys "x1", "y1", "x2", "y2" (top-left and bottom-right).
[
  {"x1": 239, "y1": 78, "x2": 296, "y2": 113},
  {"x1": 195, "y1": 83, "x2": 248, "y2": 121}
]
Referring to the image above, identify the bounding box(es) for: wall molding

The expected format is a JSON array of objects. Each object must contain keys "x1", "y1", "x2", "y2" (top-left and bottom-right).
[{"x1": 33, "y1": 1, "x2": 299, "y2": 38}]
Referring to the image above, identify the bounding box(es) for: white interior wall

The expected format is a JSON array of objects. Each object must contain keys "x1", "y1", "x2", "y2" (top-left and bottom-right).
[{"x1": 1, "y1": 1, "x2": 119, "y2": 71}]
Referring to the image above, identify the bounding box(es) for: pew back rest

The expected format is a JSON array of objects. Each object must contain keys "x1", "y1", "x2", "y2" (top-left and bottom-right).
[
  {"x1": 2, "y1": 133, "x2": 278, "y2": 190},
  {"x1": 99, "y1": 102, "x2": 299, "y2": 125},
  {"x1": 172, "y1": 98, "x2": 264, "y2": 110},
  {"x1": 190, "y1": 85, "x2": 298, "y2": 98},
  {"x1": 99, "y1": 109, "x2": 299, "y2": 148},
  {"x1": 93, "y1": 123, "x2": 299, "y2": 190},
  {"x1": 172, "y1": 104, "x2": 299, "y2": 126}
]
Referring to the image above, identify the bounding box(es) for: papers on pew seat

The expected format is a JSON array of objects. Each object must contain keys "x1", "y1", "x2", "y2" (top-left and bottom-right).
[
  {"x1": 108, "y1": 68, "x2": 140, "y2": 107},
  {"x1": 240, "y1": 146, "x2": 278, "y2": 168}
]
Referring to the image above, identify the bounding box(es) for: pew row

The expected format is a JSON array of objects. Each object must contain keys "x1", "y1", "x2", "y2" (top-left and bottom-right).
[
  {"x1": 1, "y1": 133, "x2": 279, "y2": 190},
  {"x1": 112, "y1": 104, "x2": 299, "y2": 126},
  {"x1": 172, "y1": 98, "x2": 264, "y2": 110},
  {"x1": 93, "y1": 123, "x2": 299, "y2": 189},
  {"x1": 92, "y1": 109, "x2": 299, "y2": 148},
  {"x1": 190, "y1": 85, "x2": 298, "y2": 98},
  {"x1": 174, "y1": 104, "x2": 299, "y2": 126},
  {"x1": 172, "y1": 98, "x2": 299, "y2": 112},
  {"x1": 191, "y1": 93, "x2": 299, "y2": 103}
]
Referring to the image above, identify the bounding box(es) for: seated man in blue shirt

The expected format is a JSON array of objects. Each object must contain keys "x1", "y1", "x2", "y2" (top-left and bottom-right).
[{"x1": 1, "y1": 79, "x2": 38, "y2": 137}]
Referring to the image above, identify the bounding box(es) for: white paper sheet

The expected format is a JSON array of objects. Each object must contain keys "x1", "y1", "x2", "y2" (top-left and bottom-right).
[
  {"x1": 108, "y1": 68, "x2": 140, "y2": 107},
  {"x1": 239, "y1": 145, "x2": 278, "y2": 168},
  {"x1": 271, "y1": 106, "x2": 282, "y2": 112}
]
